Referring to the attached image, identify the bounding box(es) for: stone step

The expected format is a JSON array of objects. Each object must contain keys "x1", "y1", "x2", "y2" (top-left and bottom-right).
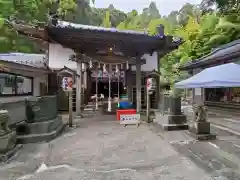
[
  {"x1": 16, "y1": 118, "x2": 63, "y2": 135},
  {"x1": 16, "y1": 123, "x2": 66, "y2": 144}
]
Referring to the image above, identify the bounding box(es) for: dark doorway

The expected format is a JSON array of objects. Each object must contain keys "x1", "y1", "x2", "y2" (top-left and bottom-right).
[{"x1": 91, "y1": 80, "x2": 124, "y2": 98}]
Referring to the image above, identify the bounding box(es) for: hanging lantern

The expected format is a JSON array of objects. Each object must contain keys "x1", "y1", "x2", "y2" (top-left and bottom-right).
[
  {"x1": 89, "y1": 60, "x2": 93, "y2": 68},
  {"x1": 103, "y1": 64, "x2": 107, "y2": 72},
  {"x1": 116, "y1": 64, "x2": 120, "y2": 77},
  {"x1": 103, "y1": 64, "x2": 108, "y2": 77},
  {"x1": 115, "y1": 64, "x2": 119, "y2": 73},
  {"x1": 97, "y1": 63, "x2": 102, "y2": 78},
  {"x1": 109, "y1": 64, "x2": 112, "y2": 75},
  {"x1": 120, "y1": 63, "x2": 123, "y2": 69},
  {"x1": 126, "y1": 61, "x2": 129, "y2": 69}
]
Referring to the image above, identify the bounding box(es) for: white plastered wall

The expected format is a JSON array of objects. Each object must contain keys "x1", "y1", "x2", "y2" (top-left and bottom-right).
[
  {"x1": 49, "y1": 43, "x2": 86, "y2": 70},
  {"x1": 131, "y1": 52, "x2": 158, "y2": 72}
]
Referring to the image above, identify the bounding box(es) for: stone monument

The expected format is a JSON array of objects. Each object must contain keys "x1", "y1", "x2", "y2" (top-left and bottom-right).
[
  {"x1": 16, "y1": 95, "x2": 66, "y2": 143},
  {"x1": 189, "y1": 104, "x2": 216, "y2": 140},
  {"x1": 155, "y1": 88, "x2": 188, "y2": 130},
  {"x1": 0, "y1": 110, "x2": 21, "y2": 162}
]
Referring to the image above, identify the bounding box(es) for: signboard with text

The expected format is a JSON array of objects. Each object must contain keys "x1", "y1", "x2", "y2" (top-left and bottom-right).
[
  {"x1": 91, "y1": 70, "x2": 125, "y2": 78},
  {"x1": 120, "y1": 114, "x2": 140, "y2": 125}
]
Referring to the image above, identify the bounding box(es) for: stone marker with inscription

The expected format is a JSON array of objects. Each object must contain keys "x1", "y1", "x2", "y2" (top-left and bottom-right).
[{"x1": 155, "y1": 95, "x2": 188, "y2": 131}]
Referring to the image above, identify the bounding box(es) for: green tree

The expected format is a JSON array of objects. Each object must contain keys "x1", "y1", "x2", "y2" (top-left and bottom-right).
[
  {"x1": 113, "y1": 0, "x2": 240, "y2": 91},
  {"x1": 0, "y1": 0, "x2": 93, "y2": 53},
  {"x1": 148, "y1": 18, "x2": 173, "y2": 35},
  {"x1": 201, "y1": 0, "x2": 240, "y2": 14},
  {"x1": 160, "y1": 14, "x2": 219, "y2": 85},
  {"x1": 64, "y1": 0, "x2": 97, "y2": 24},
  {"x1": 117, "y1": 10, "x2": 140, "y2": 30},
  {"x1": 165, "y1": 11, "x2": 179, "y2": 28},
  {"x1": 148, "y1": 2, "x2": 161, "y2": 19},
  {"x1": 102, "y1": 10, "x2": 111, "y2": 28}
]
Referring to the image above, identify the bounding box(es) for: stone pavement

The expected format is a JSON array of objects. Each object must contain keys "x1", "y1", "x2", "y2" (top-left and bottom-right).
[
  {"x1": 170, "y1": 134, "x2": 240, "y2": 180},
  {"x1": 0, "y1": 113, "x2": 214, "y2": 180},
  {"x1": 2, "y1": 112, "x2": 240, "y2": 179}
]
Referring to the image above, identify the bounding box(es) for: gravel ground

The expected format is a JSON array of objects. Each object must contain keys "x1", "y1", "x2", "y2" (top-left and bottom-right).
[{"x1": 0, "y1": 113, "x2": 216, "y2": 180}]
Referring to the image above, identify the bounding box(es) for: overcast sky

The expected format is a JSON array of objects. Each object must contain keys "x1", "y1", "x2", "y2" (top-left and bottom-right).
[{"x1": 92, "y1": 0, "x2": 202, "y2": 16}]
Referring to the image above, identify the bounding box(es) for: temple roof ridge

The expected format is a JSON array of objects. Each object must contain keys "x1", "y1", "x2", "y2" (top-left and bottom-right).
[{"x1": 56, "y1": 20, "x2": 148, "y2": 36}]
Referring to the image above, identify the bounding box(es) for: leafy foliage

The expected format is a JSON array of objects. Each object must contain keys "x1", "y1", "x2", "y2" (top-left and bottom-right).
[
  {"x1": 0, "y1": 0, "x2": 85, "y2": 53},
  {"x1": 158, "y1": 0, "x2": 240, "y2": 89},
  {"x1": 102, "y1": 10, "x2": 111, "y2": 28},
  {"x1": 0, "y1": 0, "x2": 240, "y2": 92}
]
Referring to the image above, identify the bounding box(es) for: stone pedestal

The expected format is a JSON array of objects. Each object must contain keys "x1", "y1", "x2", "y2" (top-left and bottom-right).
[
  {"x1": 0, "y1": 110, "x2": 22, "y2": 162},
  {"x1": 154, "y1": 96, "x2": 188, "y2": 131},
  {"x1": 155, "y1": 113, "x2": 189, "y2": 131},
  {"x1": 189, "y1": 122, "x2": 216, "y2": 140},
  {"x1": 147, "y1": 110, "x2": 157, "y2": 123},
  {"x1": 0, "y1": 131, "x2": 16, "y2": 153},
  {"x1": 188, "y1": 104, "x2": 216, "y2": 140},
  {"x1": 0, "y1": 131, "x2": 22, "y2": 162},
  {"x1": 16, "y1": 117, "x2": 65, "y2": 143},
  {"x1": 16, "y1": 96, "x2": 66, "y2": 143}
]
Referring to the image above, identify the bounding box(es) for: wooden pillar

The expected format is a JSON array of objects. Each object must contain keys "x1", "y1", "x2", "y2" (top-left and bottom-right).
[
  {"x1": 157, "y1": 52, "x2": 161, "y2": 109},
  {"x1": 76, "y1": 58, "x2": 83, "y2": 115},
  {"x1": 108, "y1": 64, "x2": 112, "y2": 112},
  {"x1": 136, "y1": 58, "x2": 141, "y2": 112}
]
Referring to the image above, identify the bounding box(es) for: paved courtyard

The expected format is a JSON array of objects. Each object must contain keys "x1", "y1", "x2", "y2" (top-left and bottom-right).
[{"x1": 1, "y1": 113, "x2": 240, "y2": 180}]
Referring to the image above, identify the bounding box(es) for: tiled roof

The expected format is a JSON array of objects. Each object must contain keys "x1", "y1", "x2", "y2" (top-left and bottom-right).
[
  {"x1": 56, "y1": 20, "x2": 164, "y2": 38},
  {"x1": 180, "y1": 39, "x2": 240, "y2": 70},
  {"x1": 0, "y1": 53, "x2": 47, "y2": 68}
]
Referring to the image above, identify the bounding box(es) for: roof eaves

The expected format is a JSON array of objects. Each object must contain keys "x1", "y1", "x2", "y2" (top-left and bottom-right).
[
  {"x1": 53, "y1": 20, "x2": 167, "y2": 40},
  {"x1": 9, "y1": 21, "x2": 47, "y2": 41},
  {"x1": 56, "y1": 20, "x2": 146, "y2": 35},
  {"x1": 180, "y1": 39, "x2": 240, "y2": 70},
  {"x1": 0, "y1": 60, "x2": 50, "y2": 72}
]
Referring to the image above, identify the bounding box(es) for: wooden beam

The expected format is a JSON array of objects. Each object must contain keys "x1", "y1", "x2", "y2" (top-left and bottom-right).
[{"x1": 48, "y1": 28, "x2": 167, "y2": 56}]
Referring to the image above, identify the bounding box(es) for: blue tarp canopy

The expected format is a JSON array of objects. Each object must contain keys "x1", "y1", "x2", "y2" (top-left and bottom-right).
[{"x1": 175, "y1": 63, "x2": 240, "y2": 88}]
